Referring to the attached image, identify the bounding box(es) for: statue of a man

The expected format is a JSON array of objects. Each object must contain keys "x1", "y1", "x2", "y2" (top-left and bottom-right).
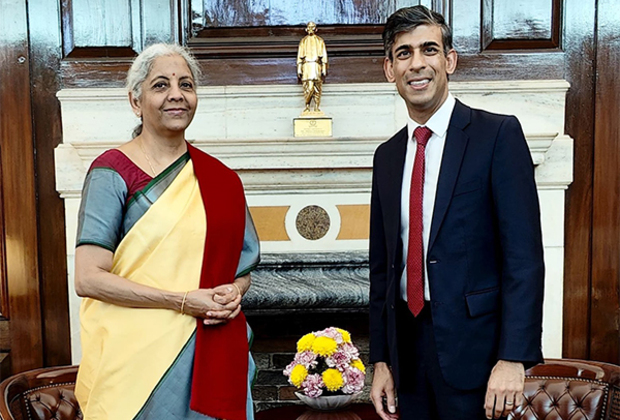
[{"x1": 297, "y1": 22, "x2": 328, "y2": 114}]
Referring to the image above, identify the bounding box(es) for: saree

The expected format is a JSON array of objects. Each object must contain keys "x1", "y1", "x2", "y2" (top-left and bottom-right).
[{"x1": 75, "y1": 145, "x2": 259, "y2": 420}]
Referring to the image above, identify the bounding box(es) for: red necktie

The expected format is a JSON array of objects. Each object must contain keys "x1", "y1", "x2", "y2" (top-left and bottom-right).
[{"x1": 407, "y1": 126, "x2": 432, "y2": 317}]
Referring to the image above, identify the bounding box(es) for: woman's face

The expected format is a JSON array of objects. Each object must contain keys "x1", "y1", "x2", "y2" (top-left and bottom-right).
[{"x1": 132, "y1": 54, "x2": 198, "y2": 137}]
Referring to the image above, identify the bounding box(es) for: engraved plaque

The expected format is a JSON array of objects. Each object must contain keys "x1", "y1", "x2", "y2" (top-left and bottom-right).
[{"x1": 294, "y1": 117, "x2": 333, "y2": 138}]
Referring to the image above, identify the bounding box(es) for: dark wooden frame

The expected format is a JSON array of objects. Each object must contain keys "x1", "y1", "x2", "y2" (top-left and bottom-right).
[
  {"x1": 60, "y1": 0, "x2": 139, "y2": 58},
  {"x1": 0, "y1": 0, "x2": 45, "y2": 374},
  {"x1": 481, "y1": 0, "x2": 562, "y2": 50}
]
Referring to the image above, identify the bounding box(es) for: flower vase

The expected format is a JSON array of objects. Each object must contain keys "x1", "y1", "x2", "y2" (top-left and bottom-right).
[{"x1": 295, "y1": 392, "x2": 358, "y2": 411}]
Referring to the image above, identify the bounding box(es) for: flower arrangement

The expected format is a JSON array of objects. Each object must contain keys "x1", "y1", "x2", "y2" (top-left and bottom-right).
[{"x1": 283, "y1": 327, "x2": 366, "y2": 398}]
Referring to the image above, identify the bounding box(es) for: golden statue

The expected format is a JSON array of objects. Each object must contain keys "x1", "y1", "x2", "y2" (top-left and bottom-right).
[{"x1": 297, "y1": 22, "x2": 328, "y2": 115}]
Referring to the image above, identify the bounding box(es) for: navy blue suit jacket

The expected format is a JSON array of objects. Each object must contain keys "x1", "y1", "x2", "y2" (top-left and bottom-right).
[{"x1": 369, "y1": 100, "x2": 545, "y2": 391}]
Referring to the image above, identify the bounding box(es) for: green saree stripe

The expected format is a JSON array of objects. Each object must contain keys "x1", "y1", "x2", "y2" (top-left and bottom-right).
[{"x1": 127, "y1": 153, "x2": 190, "y2": 209}]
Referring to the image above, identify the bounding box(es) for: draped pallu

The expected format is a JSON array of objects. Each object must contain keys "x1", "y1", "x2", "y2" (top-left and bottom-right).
[{"x1": 76, "y1": 144, "x2": 256, "y2": 420}]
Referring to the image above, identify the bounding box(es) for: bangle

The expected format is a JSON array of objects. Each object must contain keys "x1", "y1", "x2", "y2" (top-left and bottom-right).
[
  {"x1": 232, "y1": 282, "x2": 242, "y2": 297},
  {"x1": 180, "y1": 291, "x2": 189, "y2": 314}
]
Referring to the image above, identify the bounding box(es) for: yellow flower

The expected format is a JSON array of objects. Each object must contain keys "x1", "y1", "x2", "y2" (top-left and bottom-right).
[
  {"x1": 290, "y1": 364, "x2": 308, "y2": 387},
  {"x1": 336, "y1": 328, "x2": 352, "y2": 343},
  {"x1": 351, "y1": 359, "x2": 366, "y2": 373},
  {"x1": 297, "y1": 333, "x2": 316, "y2": 352},
  {"x1": 322, "y1": 368, "x2": 344, "y2": 391},
  {"x1": 312, "y1": 336, "x2": 338, "y2": 357}
]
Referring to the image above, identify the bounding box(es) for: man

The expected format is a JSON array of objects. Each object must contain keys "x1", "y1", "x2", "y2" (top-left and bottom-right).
[
  {"x1": 369, "y1": 6, "x2": 544, "y2": 420},
  {"x1": 297, "y1": 21, "x2": 328, "y2": 113}
]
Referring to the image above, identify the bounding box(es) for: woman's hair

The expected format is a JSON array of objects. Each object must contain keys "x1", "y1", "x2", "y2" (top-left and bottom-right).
[{"x1": 126, "y1": 43, "x2": 201, "y2": 138}]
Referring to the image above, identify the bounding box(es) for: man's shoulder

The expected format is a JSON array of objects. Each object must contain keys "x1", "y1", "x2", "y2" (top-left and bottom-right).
[
  {"x1": 455, "y1": 100, "x2": 520, "y2": 128},
  {"x1": 375, "y1": 126, "x2": 407, "y2": 155}
]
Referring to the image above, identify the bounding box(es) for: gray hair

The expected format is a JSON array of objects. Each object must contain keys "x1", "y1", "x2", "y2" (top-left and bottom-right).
[
  {"x1": 127, "y1": 43, "x2": 201, "y2": 137},
  {"x1": 383, "y1": 5, "x2": 453, "y2": 61}
]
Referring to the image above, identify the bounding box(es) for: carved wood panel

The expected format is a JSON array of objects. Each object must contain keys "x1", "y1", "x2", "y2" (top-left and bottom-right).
[
  {"x1": 482, "y1": 0, "x2": 561, "y2": 50},
  {"x1": 61, "y1": 0, "x2": 179, "y2": 58}
]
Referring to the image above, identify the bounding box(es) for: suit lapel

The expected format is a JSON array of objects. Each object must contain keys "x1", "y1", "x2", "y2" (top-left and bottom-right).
[
  {"x1": 428, "y1": 101, "x2": 471, "y2": 252},
  {"x1": 383, "y1": 127, "x2": 408, "y2": 263}
]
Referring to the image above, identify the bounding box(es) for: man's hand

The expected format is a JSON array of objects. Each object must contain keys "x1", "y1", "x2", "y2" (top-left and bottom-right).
[
  {"x1": 485, "y1": 360, "x2": 525, "y2": 419},
  {"x1": 370, "y1": 362, "x2": 399, "y2": 420}
]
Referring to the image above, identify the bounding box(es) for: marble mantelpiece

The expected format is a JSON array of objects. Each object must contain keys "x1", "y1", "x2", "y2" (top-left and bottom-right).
[{"x1": 55, "y1": 80, "x2": 573, "y2": 362}]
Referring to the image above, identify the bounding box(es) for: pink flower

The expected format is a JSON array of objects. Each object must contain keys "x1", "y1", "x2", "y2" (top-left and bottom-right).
[
  {"x1": 342, "y1": 367, "x2": 365, "y2": 394},
  {"x1": 302, "y1": 373, "x2": 324, "y2": 398},
  {"x1": 316, "y1": 327, "x2": 340, "y2": 341},
  {"x1": 295, "y1": 351, "x2": 318, "y2": 369},
  {"x1": 326, "y1": 350, "x2": 351, "y2": 370},
  {"x1": 340, "y1": 343, "x2": 360, "y2": 360},
  {"x1": 283, "y1": 360, "x2": 297, "y2": 376}
]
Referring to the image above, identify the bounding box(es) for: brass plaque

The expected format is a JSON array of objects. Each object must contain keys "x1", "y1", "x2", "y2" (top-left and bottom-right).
[{"x1": 294, "y1": 117, "x2": 333, "y2": 138}]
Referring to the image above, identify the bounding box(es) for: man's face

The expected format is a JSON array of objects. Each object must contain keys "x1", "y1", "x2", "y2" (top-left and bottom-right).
[{"x1": 384, "y1": 24, "x2": 457, "y2": 123}]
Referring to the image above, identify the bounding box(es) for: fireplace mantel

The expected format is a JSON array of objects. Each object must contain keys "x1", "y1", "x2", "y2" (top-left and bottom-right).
[{"x1": 56, "y1": 80, "x2": 573, "y2": 362}]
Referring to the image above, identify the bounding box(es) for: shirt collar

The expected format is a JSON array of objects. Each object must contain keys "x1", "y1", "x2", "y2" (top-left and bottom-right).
[{"x1": 407, "y1": 93, "x2": 456, "y2": 142}]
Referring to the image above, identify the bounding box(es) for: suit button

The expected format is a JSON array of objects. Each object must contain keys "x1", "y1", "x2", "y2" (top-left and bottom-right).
[
  {"x1": 391, "y1": 264, "x2": 395, "y2": 269},
  {"x1": 390, "y1": 304, "x2": 395, "y2": 310}
]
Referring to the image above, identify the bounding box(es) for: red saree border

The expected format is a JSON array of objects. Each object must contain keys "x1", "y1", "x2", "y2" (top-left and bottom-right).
[{"x1": 188, "y1": 144, "x2": 249, "y2": 420}]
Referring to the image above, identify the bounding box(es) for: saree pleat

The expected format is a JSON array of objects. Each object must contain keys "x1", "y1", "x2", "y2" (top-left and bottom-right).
[{"x1": 76, "y1": 161, "x2": 204, "y2": 420}]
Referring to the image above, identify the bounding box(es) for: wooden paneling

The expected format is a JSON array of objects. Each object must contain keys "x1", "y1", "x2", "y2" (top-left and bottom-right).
[
  {"x1": 0, "y1": 156, "x2": 7, "y2": 319},
  {"x1": 0, "y1": 0, "x2": 44, "y2": 373},
  {"x1": 27, "y1": 0, "x2": 72, "y2": 367},
  {"x1": 562, "y1": 0, "x2": 597, "y2": 361},
  {"x1": 59, "y1": 51, "x2": 567, "y2": 89},
  {"x1": 61, "y1": 0, "x2": 177, "y2": 58},
  {"x1": 482, "y1": 0, "x2": 561, "y2": 50},
  {"x1": 590, "y1": 0, "x2": 620, "y2": 363},
  {"x1": 191, "y1": 0, "x2": 419, "y2": 29}
]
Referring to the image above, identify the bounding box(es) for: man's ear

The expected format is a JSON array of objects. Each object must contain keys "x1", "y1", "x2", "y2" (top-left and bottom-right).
[
  {"x1": 383, "y1": 57, "x2": 396, "y2": 83},
  {"x1": 445, "y1": 49, "x2": 458, "y2": 76}
]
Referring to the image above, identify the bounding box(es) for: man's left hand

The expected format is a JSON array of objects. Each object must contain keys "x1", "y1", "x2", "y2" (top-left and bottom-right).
[{"x1": 484, "y1": 360, "x2": 525, "y2": 419}]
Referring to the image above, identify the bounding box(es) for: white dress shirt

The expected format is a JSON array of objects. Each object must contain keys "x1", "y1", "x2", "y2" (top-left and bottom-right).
[{"x1": 400, "y1": 93, "x2": 456, "y2": 302}]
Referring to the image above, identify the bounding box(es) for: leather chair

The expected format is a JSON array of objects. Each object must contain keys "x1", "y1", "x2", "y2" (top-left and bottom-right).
[
  {"x1": 509, "y1": 359, "x2": 620, "y2": 420},
  {"x1": 0, "y1": 365, "x2": 81, "y2": 420},
  {"x1": 0, "y1": 359, "x2": 618, "y2": 420}
]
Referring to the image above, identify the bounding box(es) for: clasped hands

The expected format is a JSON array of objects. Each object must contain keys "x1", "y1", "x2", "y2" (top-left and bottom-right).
[{"x1": 182, "y1": 284, "x2": 242, "y2": 326}]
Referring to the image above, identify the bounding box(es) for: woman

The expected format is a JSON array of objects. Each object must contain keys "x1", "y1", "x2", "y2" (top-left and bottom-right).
[{"x1": 74, "y1": 43, "x2": 259, "y2": 420}]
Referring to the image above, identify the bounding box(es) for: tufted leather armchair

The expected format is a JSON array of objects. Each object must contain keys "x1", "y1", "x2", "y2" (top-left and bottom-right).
[
  {"x1": 0, "y1": 359, "x2": 618, "y2": 420},
  {"x1": 509, "y1": 359, "x2": 620, "y2": 420},
  {"x1": 0, "y1": 365, "x2": 81, "y2": 420}
]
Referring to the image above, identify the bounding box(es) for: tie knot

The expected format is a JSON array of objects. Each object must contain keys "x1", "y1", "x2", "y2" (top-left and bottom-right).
[{"x1": 414, "y1": 126, "x2": 432, "y2": 147}]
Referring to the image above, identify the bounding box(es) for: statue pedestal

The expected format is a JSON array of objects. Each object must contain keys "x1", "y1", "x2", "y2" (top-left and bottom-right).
[{"x1": 294, "y1": 113, "x2": 333, "y2": 138}]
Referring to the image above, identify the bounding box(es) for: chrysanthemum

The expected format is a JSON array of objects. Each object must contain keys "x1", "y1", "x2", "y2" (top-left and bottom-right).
[
  {"x1": 302, "y1": 373, "x2": 324, "y2": 398},
  {"x1": 312, "y1": 336, "x2": 338, "y2": 357},
  {"x1": 351, "y1": 359, "x2": 366, "y2": 374},
  {"x1": 290, "y1": 364, "x2": 308, "y2": 387},
  {"x1": 297, "y1": 333, "x2": 316, "y2": 352},
  {"x1": 322, "y1": 368, "x2": 344, "y2": 391},
  {"x1": 336, "y1": 328, "x2": 352, "y2": 343}
]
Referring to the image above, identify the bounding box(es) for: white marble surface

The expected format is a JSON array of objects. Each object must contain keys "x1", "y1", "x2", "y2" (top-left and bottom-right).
[{"x1": 56, "y1": 80, "x2": 573, "y2": 362}]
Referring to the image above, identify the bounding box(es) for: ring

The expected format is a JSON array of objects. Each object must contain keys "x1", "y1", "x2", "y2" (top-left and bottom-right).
[{"x1": 506, "y1": 401, "x2": 514, "y2": 406}]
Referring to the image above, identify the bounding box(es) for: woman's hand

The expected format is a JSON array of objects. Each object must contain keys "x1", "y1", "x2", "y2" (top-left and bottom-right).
[{"x1": 183, "y1": 288, "x2": 241, "y2": 325}]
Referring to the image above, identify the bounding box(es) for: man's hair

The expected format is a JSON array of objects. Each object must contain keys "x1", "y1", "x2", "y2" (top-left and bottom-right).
[{"x1": 382, "y1": 5, "x2": 453, "y2": 60}]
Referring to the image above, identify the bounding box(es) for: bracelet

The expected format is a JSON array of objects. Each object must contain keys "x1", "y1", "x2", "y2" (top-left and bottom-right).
[
  {"x1": 180, "y1": 291, "x2": 189, "y2": 314},
  {"x1": 232, "y1": 282, "x2": 242, "y2": 297}
]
